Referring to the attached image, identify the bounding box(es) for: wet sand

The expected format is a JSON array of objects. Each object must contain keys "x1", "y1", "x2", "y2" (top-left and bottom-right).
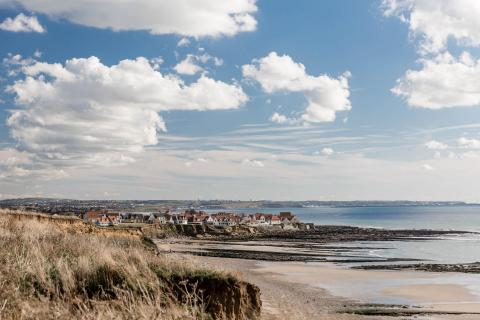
[
  {"x1": 158, "y1": 235, "x2": 480, "y2": 319},
  {"x1": 193, "y1": 255, "x2": 480, "y2": 319},
  {"x1": 253, "y1": 261, "x2": 480, "y2": 311},
  {"x1": 382, "y1": 284, "x2": 478, "y2": 303},
  {"x1": 194, "y1": 256, "x2": 364, "y2": 320}
]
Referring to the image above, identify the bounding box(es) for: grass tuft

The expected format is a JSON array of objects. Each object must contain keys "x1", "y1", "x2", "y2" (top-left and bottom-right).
[{"x1": 0, "y1": 209, "x2": 239, "y2": 319}]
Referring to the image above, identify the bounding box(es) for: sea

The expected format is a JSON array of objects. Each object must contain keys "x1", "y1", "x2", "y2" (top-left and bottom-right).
[
  {"x1": 226, "y1": 205, "x2": 480, "y2": 264},
  {"x1": 229, "y1": 205, "x2": 480, "y2": 305}
]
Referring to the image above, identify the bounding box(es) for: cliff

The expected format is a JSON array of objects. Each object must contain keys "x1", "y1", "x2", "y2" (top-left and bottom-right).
[{"x1": 0, "y1": 209, "x2": 262, "y2": 320}]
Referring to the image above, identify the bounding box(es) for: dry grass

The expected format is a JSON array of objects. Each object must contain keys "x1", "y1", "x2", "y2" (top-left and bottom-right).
[{"x1": 0, "y1": 210, "x2": 228, "y2": 320}]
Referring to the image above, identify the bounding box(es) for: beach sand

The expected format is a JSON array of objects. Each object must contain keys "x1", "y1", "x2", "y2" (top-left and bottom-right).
[
  {"x1": 191, "y1": 255, "x2": 480, "y2": 319},
  {"x1": 159, "y1": 239, "x2": 480, "y2": 319}
]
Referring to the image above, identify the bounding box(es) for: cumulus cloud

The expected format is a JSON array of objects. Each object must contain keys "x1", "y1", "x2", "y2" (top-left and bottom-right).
[
  {"x1": 392, "y1": 52, "x2": 480, "y2": 108},
  {"x1": 0, "y1": 0, "x2": 257, "y2": 37},
  {"x1": 314, "y1": 148, "x2": 334, "y2": 156},
  {"x1": 458, "y1": 137, "x2": 480, "y2": 149},
  {"x1": 174, "y1": 53, "x2": 224, "y2": 75},
  {"x1": 242, "y1": 159, "x2": 264, "y2": 167},
  {"x1": 321, "y1": 147, "x2": 334, "y2": 156},
  {"x1": 269, "y1": 112, "x2": 292, "y2": 124},
  {"x1": 242, "y1": 52, "x2": 351, "y2": 123},
  {"x1": 0, "y1": 148, "x2": 67, "y2": 180},
  {"x1": 5, "y1": 56, "x2": 247, "y2": 169},
  {"x1": 174, "y1": 55, "x2": 203, "y2": 75},
  {"x1": 425, "y1": 140, "x2": 448, "y2": 150},
  {"x1": 0, "y1": 13, "x2": 44, "y2": 33},
  {"x1": 382, "y1": 0, "x2": 480, "y2": 54}
]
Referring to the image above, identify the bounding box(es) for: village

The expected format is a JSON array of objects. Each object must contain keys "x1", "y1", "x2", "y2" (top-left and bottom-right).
[{"x1": 83, "y1": 209, "x2": 299, "y2": 228}]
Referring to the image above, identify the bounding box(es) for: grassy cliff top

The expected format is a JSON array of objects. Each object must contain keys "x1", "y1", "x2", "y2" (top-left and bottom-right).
[{"x1": 0, "y1": 209, "x2": 260, "y2": 320}]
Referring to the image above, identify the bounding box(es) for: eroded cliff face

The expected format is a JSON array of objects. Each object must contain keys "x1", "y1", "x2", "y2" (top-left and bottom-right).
[{"x1": 158, "y1": 272, "x2": 262, "y2": 320}]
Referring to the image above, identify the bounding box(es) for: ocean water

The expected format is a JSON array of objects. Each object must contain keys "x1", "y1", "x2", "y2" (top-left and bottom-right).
[
  {"x1": 229, "y1": 205, "x2": 480, "y2": 231},
  {"x1": 234, "y1": 206, "x2": 480, "y2": 306},
  {"x1": 228, "y1": 206, "x2": 480, "y2": 264}
]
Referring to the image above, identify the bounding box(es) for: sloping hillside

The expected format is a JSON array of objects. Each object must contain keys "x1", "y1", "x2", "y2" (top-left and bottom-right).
[{"x1": 0, "y1": 210, "x2": 261, "y2": 320}]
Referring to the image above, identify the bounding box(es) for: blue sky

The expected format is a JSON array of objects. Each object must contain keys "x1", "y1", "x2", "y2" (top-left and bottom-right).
[{"x1": 1, "y1": 0, "x2": 480, "y2": 201}]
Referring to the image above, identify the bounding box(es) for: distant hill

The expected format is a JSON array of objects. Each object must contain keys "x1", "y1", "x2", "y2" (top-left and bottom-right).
[{"x1": 0, "y1": 198, "x2": 476, "y2": 211}]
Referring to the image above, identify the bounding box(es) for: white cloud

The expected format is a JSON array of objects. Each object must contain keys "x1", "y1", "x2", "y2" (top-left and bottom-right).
[
  {"x1": 174, "y1": 53, "x2": 224, "y2": 75},
  {"x1": 0, "y1": 148, "x2": 68, "y2": 180},
  {"x1": 150, "y1": 56, "x2": 164, "y2": 70},
  {"x1": 321, "y1": 147, "x2": 334, "y2": 156},
  {"x1": 422, "y1": 164, "x2": 434, "y2": 171},
  {"x1": 0, "y1": 0, "x2": 257, "y2": 37},
  {"x1": 0, "y1": 13, "x2": 44, "y2": 33},
  {"x1": 242, "y1": 52, "x2": 351, "y2": 123},
  {"x1": 458, "y1": 137, "x2": 480, "y2": 149},
  {"x1": 425, "y1": 140, "x2": 448, "y2": 150},
  {"x1": 175, "y1": 54, "x2": 203, "y2": 75},
  {"x1": 314, "y1": 148, "x2": 334, "y2": 156},
  {"x1": 269, "y1": 112, "x2": 291, "y2": 124},
  {"x1": 5, "y1": 56, "x2": 247, "y2": 169},
  {"x1": 33, "y1": 49, "x2": 42, "y2": 58},
  {"x1": 242, "y1": 159, "x2": 264, "y2": 167},
  {"x1": 213, "y1": 57, "x2": 224, "y2": 66},
  {"x1": 382, "y1": 0, "x2": 480, "y2": 54},
  {"x1": 392, "y1": 52, "x2": 480, "y2": 109},
  {"x1": 177, "y1": 37, "x2": 190, "y2": 47}
]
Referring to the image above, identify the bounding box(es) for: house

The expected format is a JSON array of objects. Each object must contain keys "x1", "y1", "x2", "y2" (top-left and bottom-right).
[
  {"x1": 155, "y1": 212, "x2": 168, "y2": 224},
  {"x1": 147, "y1": 213, "x2": 156, "y2": 224},
  {"x1": 254, "y1": 213, "x2": 267, "y2": 224},
  {"x1": 164, "y1": 213, "x2": 175, "y2": 224},
  {"x1": 187, "y1": 215, "x2": 205, "y2": 225},
  {"x1": 96, "y1": 213, "x2": 120, "y2": 227},
  {"x1": 279, "y1": 212, "x2": 298, "y2": 224},
  {"x1": 270, "y1": 215, "x2": 281, "y2": 225},
  {"x1": 84, "y1": 209, "x2": 108, "y2": 223},
  {"x1": 214, "y1": 217, "x2": 236, "y2": 227},
  {"x1": 172, "y1": 214, "x2": 188, "y2": 225},
  {"x1": 200, "y1": 215, "x2": 214, "y2": 224}
]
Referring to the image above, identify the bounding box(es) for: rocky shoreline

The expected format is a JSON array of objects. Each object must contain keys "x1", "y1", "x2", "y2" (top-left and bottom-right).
[
  {"x1": 181, "y1": 246, "x2": 426, "y2": 263},
  {"x1": 354, "y1": 262, "x2": 480, "y2": 273},
  {"x1": 163, "y1": 225, "x2": 479, "y2": 273},
  {"x1": 220, "y1": 225, "x2": 469, "y2": 242}
]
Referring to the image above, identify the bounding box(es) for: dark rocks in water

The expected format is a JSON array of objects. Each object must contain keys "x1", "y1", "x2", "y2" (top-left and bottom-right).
[
  {"x1": 213, "y1": 225, "x2": 471, "y2": 243},
  {"x1": 144, "y1": 221, "x2": 473, "y2": 242},
  {"x1": 354, "y1": 262, "x2": 480, "y2": 273}
]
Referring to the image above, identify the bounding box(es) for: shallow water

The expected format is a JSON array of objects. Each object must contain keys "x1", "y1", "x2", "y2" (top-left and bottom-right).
[
  {"x1": 326, "y1": 234, "x2": 480, "y2": 265},
  {"x1": 228, "y1": 206, "x2": 480, "y2": 264},
  {"x1": 235, "y1": 206, "x2": 480, "y2": 307}
]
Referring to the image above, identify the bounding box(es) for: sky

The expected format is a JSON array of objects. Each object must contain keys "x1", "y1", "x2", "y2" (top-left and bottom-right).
[{"x1": 1, "y1": 0, "x2": 480, "y2": 201}]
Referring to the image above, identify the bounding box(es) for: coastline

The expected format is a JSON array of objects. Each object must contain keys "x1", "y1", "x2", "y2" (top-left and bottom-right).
[
  {"x1": 188, "y1": 255, "x2": 480, "y2": 319},
  {"x1": 157, "y1": 226, "x2": 480, "y2": 319}
]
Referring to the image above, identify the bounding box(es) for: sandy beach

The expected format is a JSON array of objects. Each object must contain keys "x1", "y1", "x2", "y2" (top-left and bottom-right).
[
  {"x1": 198, "y1": 256, "x2": 480, "y2": 319},
  {"x1": 160, "y1": 238, "x2": 480, "y2": 319}
]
